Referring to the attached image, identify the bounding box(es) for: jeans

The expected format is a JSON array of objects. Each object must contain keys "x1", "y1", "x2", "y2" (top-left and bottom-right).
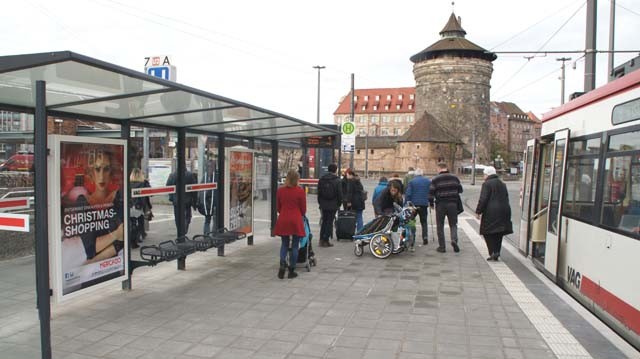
[
  {"x1": 355, "y1": 210, "x2": 364, "y2": 232},
  {"x1": 280, "y1": 235, "x2": 300, "y2": 266},
  {"x1": 407, "y1": 226, "x2": 416, "y2": 247},
  {"x1": 435, "y1": 201, "x2": 459, "y2": 249},
  {"x1": 415, "y1": 205, "x2": 429, "y2": 240},
  {"x1": 320, "y1": 209, "x2": 337, "y2": 241},
  {"x1": 203, "y1": 214, "x2": 215, "y2": 235},
  {"x1": 173, "y1": 205, "x2": 192, "y2": 237}
]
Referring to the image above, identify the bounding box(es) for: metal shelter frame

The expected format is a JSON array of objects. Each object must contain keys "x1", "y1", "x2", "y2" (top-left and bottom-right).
[{"x1": 0, "y1": 51, "x2": 340, "y2": 359}]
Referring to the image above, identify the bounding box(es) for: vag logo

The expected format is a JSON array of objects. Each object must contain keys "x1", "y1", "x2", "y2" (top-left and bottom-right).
[{"x1": 567, "y1": 266, "x2": 581, "y2": 289}]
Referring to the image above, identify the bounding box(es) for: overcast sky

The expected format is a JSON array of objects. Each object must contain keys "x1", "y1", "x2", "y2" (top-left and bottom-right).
[{"x1": 2, "y1": 0, "x2": 638, "y2": 124}]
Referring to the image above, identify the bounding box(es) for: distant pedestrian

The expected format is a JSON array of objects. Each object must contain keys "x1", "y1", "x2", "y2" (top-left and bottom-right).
[
  {"x1": 166, "y1": 168, "x2": 197, "y2": 236},
  {"x1": 429, "y1": 162, "x2": 463, "y2": 253},
  {"x1": 129, "y1": 168, "x2": 151, "y2": 248},
  {"x1": 197, "y1": 157, "x2": 217, "y2": 235},
  {"x1": 317, "y1": 163, "x2": 342, "y2": 247},
  {"x1": 343, "y1": 168, "x2": 366, "y2": 231},
  {"x1": 374, "y1": 180, "x2": 403, "y2": 216},
  {"x1": 274, "y1": 170, "x2": 306, "y2": 279},
  {"x1": 403, "y1": 167, "x2": 415, "y2": 188},
  {"x1": 475, "y1": 166, "x2": 513, "y2": 261},
  {"x1": 405, "y1": 168, "x2": 431, "y2": 245},
  {"x1": 372, "y1": 176, "x2": 388, "y2": 216}
]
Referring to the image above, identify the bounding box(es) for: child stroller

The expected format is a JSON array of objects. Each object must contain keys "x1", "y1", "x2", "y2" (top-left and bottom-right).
[
  {"x1": 289, "y1": 216, "x2": 316, "y2": 272},
  {"x1": 353, "y1": 202, "x2": 417, "y2": 259}
]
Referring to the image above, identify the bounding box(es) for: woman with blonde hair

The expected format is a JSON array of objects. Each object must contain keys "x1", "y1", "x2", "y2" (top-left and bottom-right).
[
  {"x1": 273, "y1": 169, "x2": 306, "y2": 279},
  {"x1": 129, "y1": 168, "x2": 152, "y2": 247}
]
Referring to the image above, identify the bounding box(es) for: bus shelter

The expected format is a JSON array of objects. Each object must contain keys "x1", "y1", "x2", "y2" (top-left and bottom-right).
[{"x1": 0, "y1": 51, "x2": 339, "y2": 358}]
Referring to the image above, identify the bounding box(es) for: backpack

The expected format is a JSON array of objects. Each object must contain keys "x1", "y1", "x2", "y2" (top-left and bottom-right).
[{"x1": 319, "y1": 178, "x2": 337, "y2": 200}]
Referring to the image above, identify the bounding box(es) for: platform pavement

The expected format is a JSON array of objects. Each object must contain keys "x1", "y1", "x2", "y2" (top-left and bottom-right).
[{"x1": 0, "y1": 180, "x2": 637, "y2": 358}]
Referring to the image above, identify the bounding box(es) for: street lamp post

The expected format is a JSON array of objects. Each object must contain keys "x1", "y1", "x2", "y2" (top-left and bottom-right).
[{"x1": 313, "y1": 65, "x2": 325, "y2": 178}]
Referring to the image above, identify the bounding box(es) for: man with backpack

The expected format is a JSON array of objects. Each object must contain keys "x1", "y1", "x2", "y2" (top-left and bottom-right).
[{"x1": 317, "y1": 163, "x2": 342, "y2": 247}]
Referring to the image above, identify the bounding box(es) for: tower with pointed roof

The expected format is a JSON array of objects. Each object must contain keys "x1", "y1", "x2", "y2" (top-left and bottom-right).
[{"x1": 410, "y1": 12, "x2": 496, "y2": 165}]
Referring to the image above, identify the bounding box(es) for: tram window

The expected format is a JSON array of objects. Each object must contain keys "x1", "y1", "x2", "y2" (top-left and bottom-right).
[
  {"x1": 548, "y1": 139, "x2": 566, "y2": 234},
  {"x1": 600, "y1": 154, "x2": 640, "y2": 235},
  {"x1": 612, "y1": 97, "x2": 640, "y2": 125},
  {"x1": 569, "y1": 138, "x2": 600, "y2": 155},
  {"x1": 608, "y1": 130, "x2": 640, "y2": 151},
  {"x1": 563, "y1": 157, "x2": 599, "y2": 221}
]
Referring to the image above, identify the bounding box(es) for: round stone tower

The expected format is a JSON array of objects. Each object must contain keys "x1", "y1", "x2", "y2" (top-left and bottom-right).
[{"x1": 410, "y1": 13, "x2": 496, "y2": 163}]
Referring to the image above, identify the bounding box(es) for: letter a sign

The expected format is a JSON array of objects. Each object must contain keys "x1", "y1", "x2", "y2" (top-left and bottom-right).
[{"x1": 144, "y1": 55, "x2": 177, "y2": 82}]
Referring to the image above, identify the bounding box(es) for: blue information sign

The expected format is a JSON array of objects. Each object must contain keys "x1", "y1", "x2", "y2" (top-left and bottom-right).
[{"x1": 146, "y1": 66, "x2": 171, "y2": 80}]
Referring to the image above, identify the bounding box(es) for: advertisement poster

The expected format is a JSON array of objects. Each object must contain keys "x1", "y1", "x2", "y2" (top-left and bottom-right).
[
  {"x1": 226, "y1": 148, "x2": 254, "y2": 235},
  {"x1": 49, "y1": 136, "x2": 128, "y2": 302}
]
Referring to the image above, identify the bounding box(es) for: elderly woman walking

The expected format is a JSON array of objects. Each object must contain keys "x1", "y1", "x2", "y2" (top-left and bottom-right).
[
  {"x1": 475, "y1": 166, "x2": 513, "y2": 261},
  {"x1": 274, "y1": 169, "x2": 307, "y2": 279}
]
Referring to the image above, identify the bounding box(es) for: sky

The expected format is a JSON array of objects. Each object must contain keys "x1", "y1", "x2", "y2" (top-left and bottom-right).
[{"x1": 2, "y1": 0, "x2": 639, "y2": 124}]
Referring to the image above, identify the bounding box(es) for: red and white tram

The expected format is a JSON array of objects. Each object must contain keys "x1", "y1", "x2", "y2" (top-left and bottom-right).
[{"x1": 519, "y1": 69, "x2": 640, "y2": 349}]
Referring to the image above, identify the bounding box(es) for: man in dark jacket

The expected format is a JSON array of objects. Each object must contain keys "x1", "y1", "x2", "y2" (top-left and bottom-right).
[
  {"x1": 166, "y1": 168, "x2": 198, "y2": 237},
  {"x1": 405, "y1": 168, "x2": 431, "y2": 245},
  {"x1": 317, "y1": 163, "x2": 342, "y2": 247},
  {"x1": 429, "y1": 162, "x2": 463, "y2": 253}
]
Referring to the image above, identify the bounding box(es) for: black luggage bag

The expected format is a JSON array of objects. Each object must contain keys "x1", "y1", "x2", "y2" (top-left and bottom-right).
[{"x1": 335, "y1": 210, "x2": 356, "y2": 240}]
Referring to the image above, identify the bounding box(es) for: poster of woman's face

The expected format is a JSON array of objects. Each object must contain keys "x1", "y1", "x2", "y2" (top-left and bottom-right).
[{"x1": 55, "y1": 139, "x2": 127, "y2": 300}]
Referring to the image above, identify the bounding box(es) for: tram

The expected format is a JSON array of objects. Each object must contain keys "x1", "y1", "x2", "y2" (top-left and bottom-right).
[{"x1": 519, "y1": 69, "x2": 640, "y2": 349}]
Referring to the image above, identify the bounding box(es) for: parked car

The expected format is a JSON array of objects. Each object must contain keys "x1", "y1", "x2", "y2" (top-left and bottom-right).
[{"x1": 0, "y1": 153, "x2": 34, "y2": 172}]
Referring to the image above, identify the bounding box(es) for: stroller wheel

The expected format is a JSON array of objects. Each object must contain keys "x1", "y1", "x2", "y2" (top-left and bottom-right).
[
  {"x1": 369, "y1": 234, "x2": 392, "y2": 259},
  {"x1": 354, "y1": 243, "x2": 364, "y2": 257}
]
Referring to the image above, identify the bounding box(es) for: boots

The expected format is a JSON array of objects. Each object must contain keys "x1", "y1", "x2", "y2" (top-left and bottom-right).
[
  {"x1": 277, "y1": 261, "x2": 286, "y2": 279},
  {"x1": 288, "y1": 267, "x2": 298, "y2": 279}
]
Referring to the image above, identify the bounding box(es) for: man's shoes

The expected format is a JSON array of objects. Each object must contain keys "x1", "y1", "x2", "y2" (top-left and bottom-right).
[
  {"x1": 436, "y1": 247, "x2": 446, "y2": 253},
  {"x1": 318, "y1": 241, "x2": 327, "y2": 247},
  {"x1": 486, "y1": 256, "x2": 495, "y2": 261},
  {"x1": 423, "y1": 239, "x2": 428, "y2": 245},
  {"x1": 452, "y1": 242, "x2": 460, "y2": 253},
  {"x1": 491, "y1": 253, "x2": 500, "y2": 261},
  {"x1": 325, "y1": 241, "x2": 334, "y2": 247},
  {"x1": 319, "y1": 240, "x2": 334, "y2": 247}
]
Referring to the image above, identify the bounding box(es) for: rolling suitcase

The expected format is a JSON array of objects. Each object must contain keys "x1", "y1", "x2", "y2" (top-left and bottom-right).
[{"x1": 335, "y1": 210, "x2": 356, "y2": 240}]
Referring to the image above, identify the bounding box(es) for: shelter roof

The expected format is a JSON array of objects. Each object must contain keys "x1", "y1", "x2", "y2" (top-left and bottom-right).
[{"x1": 0, "y1": 51, "x2": 338, "y2": 142}]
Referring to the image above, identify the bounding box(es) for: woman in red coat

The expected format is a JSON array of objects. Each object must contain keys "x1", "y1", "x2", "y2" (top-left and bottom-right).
[{"x1": 274, "y1": 170, "x2": 307, "y2": 279}]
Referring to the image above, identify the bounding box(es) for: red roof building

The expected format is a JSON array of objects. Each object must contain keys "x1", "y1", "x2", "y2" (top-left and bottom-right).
[{"x1": 333, "y1": 87, "x2": 416, "y2": 137}]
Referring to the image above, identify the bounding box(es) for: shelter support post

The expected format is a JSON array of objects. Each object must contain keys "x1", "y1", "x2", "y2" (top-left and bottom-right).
[
  {"x1": 177, "y1": 128, "x2": 186, "y2": 270},
  {"x1": 302, "y1": 147, "x2": 309, "y2": 178},
  {"x1": 35, "y1": 80, "x2": 52, "y2": 359},
  {"x1": 247, "y1": 139, "x2": 254, "y2": 246},
  {"x1": 271, "y1": 141, "x2": 278, "y2": 237},
  {"x1": 121, "y1": 121, "x2": 133, "y2": 290},
  {"x1": 217, "y1": 134, "x2": 225, "y2": 256}
]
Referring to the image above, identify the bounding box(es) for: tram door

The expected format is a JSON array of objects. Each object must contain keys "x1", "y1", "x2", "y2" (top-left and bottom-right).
[
  {"x1": 519, "y1": 139, "x2": 538, "y2": 256},
  {"x1": 542, "y1": 130, "x2": 570, "y2": 280}
]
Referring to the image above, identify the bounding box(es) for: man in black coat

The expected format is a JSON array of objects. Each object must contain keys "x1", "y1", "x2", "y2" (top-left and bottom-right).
[
  {"x1": 429, "y1": 162, "x2": 463, "y2": 253},
  {"x1": 166, "y1": 168, "x2": 197, "y2": 237},
  {"x1": 317, "y1": 163, "x2": 342, "y2": 247},
  {"x1": 475, "y1": 166, "x2": 513, "y2": 261}
]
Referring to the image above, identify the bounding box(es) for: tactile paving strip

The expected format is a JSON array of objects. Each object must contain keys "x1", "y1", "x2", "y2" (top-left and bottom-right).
[{"x1": 460, "y1": 220, "x2": 592, "y2": 359}]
